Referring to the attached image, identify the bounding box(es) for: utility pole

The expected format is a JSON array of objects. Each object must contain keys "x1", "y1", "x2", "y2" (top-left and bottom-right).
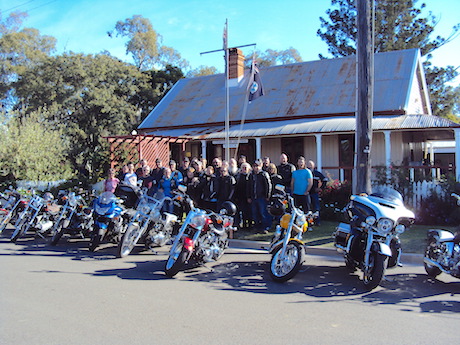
[
  {"x1": 354, "y1": 0, "x2": 374, "y2": 194},
  {"x1": 201, "y1": 19, "x2": 255, "y2": 162}
]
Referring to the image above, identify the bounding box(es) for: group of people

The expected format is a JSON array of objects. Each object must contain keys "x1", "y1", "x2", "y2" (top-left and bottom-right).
[{"x1": 104, "y1": 153, "x2": 326, "y2": 233}]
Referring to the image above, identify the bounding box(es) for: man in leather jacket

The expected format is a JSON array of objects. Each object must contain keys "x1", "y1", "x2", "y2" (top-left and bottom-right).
[{"x1": 248, "y1": 159, "x2": 272, "y2": 233}]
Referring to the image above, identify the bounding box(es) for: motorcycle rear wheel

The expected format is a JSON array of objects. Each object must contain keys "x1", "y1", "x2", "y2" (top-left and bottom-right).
[
  {"x1": 424, "y1": 238, "x2": 442, "y2": 278},
  {"x1": 165, "y1": 243, "x2": 188, "y2": 277},
  {"x1": 269, "y1": 240, "x2": 304, "y2": 283},
  {"x1": 117, "y1": 223, "x2": 143, "y2": 258},
  {"x1": 363, "y1": 251, "x2": 386, "y2": 290}
]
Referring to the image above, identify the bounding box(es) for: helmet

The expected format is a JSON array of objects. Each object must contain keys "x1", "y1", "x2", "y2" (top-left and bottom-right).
[
  {"x1": 268, "y1": 197, "x2": 285, "y2": 216},
  {"x1": 43, "y1": 192, "x2": 54, "y2": 202},
  {"x1": 220, "y1": 201, "x2": 237, "y2": 216}
]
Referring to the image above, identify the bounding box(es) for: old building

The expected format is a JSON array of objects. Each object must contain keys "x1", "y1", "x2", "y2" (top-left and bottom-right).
[{"x1": 110, "y1": 48, "x2": 460, "y2": 182}]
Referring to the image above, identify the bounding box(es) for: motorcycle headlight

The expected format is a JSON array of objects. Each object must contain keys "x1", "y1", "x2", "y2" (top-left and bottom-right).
[
  {"x1": 377, "y1": 218, "x2": 394, "y2": 235},
  {"x1": 296, "y1": 214, "x2": 306, "y2": 227},
  {"x1": 366, "y1": 216, "x2": 376, "y2": 225},
  {"x1": 190, "y1": 214, "x2": 206, "y2": 228},
  {"x1": 395, "y1": 224, "x2": 406, "y2": 234},
  {"x1": 138, "y1": 204, "x2": 151, "y2": 215},
  {"x1": 280, "y1": 214, "x2": 291, "y2": 229}
]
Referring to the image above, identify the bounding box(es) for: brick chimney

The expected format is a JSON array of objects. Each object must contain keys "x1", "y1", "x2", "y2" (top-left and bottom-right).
[{"x1": 228, "y1": 48, "x2": 245, "y2": 79}]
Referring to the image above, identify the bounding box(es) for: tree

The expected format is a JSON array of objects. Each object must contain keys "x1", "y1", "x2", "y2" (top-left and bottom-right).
[
  {"x1": 0, "y1": 11, "x2": 56, "y2": 110},
  {"x1": 0, "y1": 109, "x2": 72, "y2": 181},
  {"x1": 245, "y1": 48, "x2": 303, "y2": 68},
  {"x1": 186, "y1": 65, "x2": 219, "y2": 78},
  {"x1": 108, "y1": 15, "x2": 189, "y2": 71},
  {"x1": 317, "y1": 0, "x2": 459, "y2": 117},
  {"x1": 13, "y1": 53, "x2": 145, "y2": 179}
]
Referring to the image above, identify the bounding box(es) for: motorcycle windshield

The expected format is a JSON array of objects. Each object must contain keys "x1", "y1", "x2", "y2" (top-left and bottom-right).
[
  {"x1": 94, "y1": 192, "x2": 116, "y2": 215},
  {"x1": 370, "y1": 186, "x2": 404, "y2": 206}
]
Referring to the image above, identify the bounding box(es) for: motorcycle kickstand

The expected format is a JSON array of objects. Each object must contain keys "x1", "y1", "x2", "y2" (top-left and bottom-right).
[{"x1": 202, "y1": 263, "x2": 214, "y2": 273}]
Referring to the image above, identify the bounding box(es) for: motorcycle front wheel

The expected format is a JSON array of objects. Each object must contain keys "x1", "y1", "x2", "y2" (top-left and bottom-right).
[
  {"x1": 165, "y1": 242, "x2": 188, "y2": 277},
  {"x1": 11, "y1": 216, "x2": 29, "y2": 243},
  {"x1": 0, "y1": 211, "x2": 13, "y2": 234},
  {"x1": 117, "y1": 223, "x2": 143, "y2": 258},
  {"x1": 424, "y1": 238, "x2": 442, "y2": 278},
  {"x1": 89, "y1": 232, "x2": 102, "y2": 252},
  {"x1": 50, "y1": 219, "x2": 66, "y2": 246},
  {"x1": 270, "y1": 240, "x2": 305, "y2": 283},
  {"x1": 362, "y1": 251, "x2": 386, "y2": 290}
]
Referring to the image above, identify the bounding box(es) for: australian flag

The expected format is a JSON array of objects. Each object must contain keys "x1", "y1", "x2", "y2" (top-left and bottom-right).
[{"x1": 248, "y1": 63, "x2": 264, "y2": 102}]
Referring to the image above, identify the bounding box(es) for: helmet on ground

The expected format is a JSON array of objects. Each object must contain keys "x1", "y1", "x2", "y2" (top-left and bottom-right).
[{"x1": 220, "y1": 201, "x2": 237, "y2": 216}]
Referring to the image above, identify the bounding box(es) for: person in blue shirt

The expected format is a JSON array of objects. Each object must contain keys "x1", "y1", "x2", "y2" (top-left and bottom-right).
[{"x1": 291, "y1": 156, "x2": 313, "y2": 213}]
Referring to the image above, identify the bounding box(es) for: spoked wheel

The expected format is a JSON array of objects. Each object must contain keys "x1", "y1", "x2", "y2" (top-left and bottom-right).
[
  {"x1": 117, "y1": 223, "x2": 143, "y2": 258},
  {"x1": 424, "y1": 238, "x2": 442, "y2": 278},
  {"x1": 11, "y1": 216, "x2": 29, "y2": 243},
  {"x1": 165, "y1": 242, "x2": 188, "y2": 277},
  {"x1": 0, "y1": 211, "x2": 13, "y2": 234},
  {"x1": 269, "y1": 240, "x2": 305, "y2": 283},
  {"x1": 89, "y1": 232, "x2": 102, "y2": 252},
  {"x1": 362, "y1": 251, "x2": 386, "y2": 290},
  {"x1": 50, "y1": 219, "x2": 66, "y2": 246}
]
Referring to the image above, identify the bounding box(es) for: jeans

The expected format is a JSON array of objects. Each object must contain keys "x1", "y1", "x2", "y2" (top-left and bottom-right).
[{"x1": 251, "y1": 198, "x2": 272, "y2": 230}]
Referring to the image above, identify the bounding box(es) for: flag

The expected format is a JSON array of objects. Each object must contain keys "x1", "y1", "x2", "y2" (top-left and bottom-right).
[
  {"x1": 248, "y1": 62, "x2": 264, "y2": 102},
  {"x1": 223, "y1": 19, "x2": 228, "y2": 50}
]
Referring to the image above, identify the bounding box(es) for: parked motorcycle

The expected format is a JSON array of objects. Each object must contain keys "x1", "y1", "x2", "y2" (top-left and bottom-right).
[
  {"x1": 89, "y1": 191, "x2": 128, "y2": 252},
  {"x1": 424, "y1": 193, "x2": 460, "y2": 279},
  {"x1": 0, "y1": 189, "x2": 25, "y2": 235},
  {"x1": 165, "y1": 185, "x2": 236, "y2": 277},
  {"x1": 334, "y1": 187, "x2": 415, "y2": 290},
  {"x1": 117, "y1": 192, "x2": 177, "y2": 258},
  {"x1": 11, "y1": 192, "x2": 59, "y2": 242},
  {"x1": 267, "y1": 185, "x2": 317, "y2": 282},
  {"x1": 50, "y1": 191, "x2": 93, "y2": 246}
]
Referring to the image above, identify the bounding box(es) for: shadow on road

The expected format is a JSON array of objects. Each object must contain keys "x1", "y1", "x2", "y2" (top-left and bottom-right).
[{"x1": 2, "y1": 231, "x2": 459, "y2": 314}]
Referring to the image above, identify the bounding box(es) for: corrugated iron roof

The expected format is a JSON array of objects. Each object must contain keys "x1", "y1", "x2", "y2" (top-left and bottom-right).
[
  {"x1": 145, "y1": 115, "x2": 459, "y2": 139},
  {"x1": 139, "y1": 49, "x2": 425, "y2": 131}
]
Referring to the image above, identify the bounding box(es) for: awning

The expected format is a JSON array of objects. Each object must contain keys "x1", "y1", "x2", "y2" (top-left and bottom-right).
[{"x1": 144, "y1": 115, "x2": 459, "y2": 140}]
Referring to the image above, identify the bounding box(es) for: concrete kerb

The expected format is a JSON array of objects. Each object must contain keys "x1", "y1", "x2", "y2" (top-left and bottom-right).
[{"x1": 228, "y1": 239, "x2": 424, "y2": 266}]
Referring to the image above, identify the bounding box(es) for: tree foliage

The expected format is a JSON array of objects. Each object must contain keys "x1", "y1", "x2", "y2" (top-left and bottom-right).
[
  {"x1": 245, "y1": 48, "x2": 303, "y2": 68},
  {"x1": 0, "y1": 110, "x2": 73, "y2": 181},
  {"x1": 317, "y1": 0, "x2": 460, "y2": 117},
  {"x1": 108, "y1": 15, "x2": 189, "y2": 71}
]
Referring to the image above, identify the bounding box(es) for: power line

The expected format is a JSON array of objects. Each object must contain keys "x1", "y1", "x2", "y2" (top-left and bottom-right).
[{"x1": 3, "y1": 0, "x2": 37, "y2": 14}]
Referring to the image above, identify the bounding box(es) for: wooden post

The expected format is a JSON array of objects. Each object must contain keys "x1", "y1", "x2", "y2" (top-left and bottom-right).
[{"x1": 354, "y1": 0, "x2": 374, "y2": 194}]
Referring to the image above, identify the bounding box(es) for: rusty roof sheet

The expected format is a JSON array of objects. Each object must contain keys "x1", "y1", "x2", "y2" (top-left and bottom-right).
[
  {"x1": 139, "y1": 49, "x2": 424, "y2": 131},
  {"x1": 145, "y1": 115, "x2": 459, "y2": 139}
]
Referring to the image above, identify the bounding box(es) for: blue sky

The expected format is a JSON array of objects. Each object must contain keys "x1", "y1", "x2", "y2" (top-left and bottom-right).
[{"x1": 1, "y1": 0, "x2": 459, "y2": 84}]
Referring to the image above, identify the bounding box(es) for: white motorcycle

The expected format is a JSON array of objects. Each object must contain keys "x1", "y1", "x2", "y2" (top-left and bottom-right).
[
  {"x1": 334, "y1": 187, "x2": 415, "y2": 290},
  {"x1": 117, "y1": 193, "x2": 177, "y2": 258},
  {"x1": 424, "y1": 193, "x2": 460, "y2": 279}
]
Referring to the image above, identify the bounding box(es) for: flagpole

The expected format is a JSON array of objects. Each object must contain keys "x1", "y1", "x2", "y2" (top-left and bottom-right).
[
  {"x1": 224, "y1": 19, "x2": 230, "y2": 162},
  {"x1": 200, "y1": 20, "x2": 255, "y2": 163}
]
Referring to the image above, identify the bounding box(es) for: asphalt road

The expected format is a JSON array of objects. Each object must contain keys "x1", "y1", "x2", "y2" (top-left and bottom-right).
[{"x1": 0, "y1": 230, "x2": 459, "y2": 345}]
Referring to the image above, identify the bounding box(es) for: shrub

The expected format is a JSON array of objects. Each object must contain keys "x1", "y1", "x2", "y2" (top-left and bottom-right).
[{"x1": 320, "y1": 180, "x2": 352, "y2": 221}]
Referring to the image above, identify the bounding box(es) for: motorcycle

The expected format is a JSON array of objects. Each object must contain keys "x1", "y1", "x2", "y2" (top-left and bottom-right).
[
  {"x1": 333, "y1": 187, "x2": 415, "y2": 290},
  {"x1": 267, "y1": 185, "x2": 317, "y2": 282},
  {"x1": 0, "y1": 189, "x2": 25, "y2": 235},
  {"x1": 50, "y1": 191, "x2": 93, "y2": 246},
  {"x1": 165, "y1": 185, "x2": 236, "y2": 277},
  {"x1": 424, "y1": 193, "x2": 460, "y2": 279},
  {"x1": 11, "y1": 192, "x2": 59, "y2": 242},
  {"x1": 117, "y1": 192, "x2": 177, "y2": 258},
  {"x1": 89, "y1": 191, "x2": 129, "y2": 252}
]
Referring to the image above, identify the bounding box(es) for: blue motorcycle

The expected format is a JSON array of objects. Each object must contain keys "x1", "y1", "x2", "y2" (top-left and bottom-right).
[{"x1": 89, "y1": 192, "x2": 128, "y2": 252}]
